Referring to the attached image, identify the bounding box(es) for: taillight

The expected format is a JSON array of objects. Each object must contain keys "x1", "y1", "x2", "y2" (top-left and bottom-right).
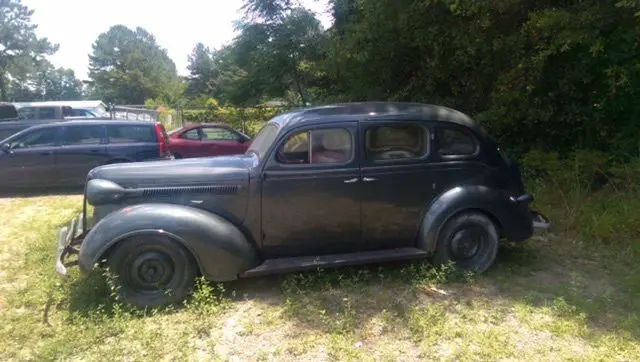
[{"x1": 154, "y1": 123, "x2": 169, "y2": 157}]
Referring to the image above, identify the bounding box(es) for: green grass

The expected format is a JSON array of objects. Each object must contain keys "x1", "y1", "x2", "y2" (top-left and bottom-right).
[{"x1": 0, "y1": 189, "x2": 639, "y2": 361}]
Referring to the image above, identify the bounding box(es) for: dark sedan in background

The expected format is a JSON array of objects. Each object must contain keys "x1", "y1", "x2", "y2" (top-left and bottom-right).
[
  {"x1": 167, "y1": 123, "x2": 251, "y2": 158},
  {"x1": 0, "y1": 120, "x2": 171, "y2": 191}
]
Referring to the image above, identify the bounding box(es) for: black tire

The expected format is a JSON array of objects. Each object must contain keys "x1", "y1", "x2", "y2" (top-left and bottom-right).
[
  {"x1": 432, "y1": 211, "x2": 499, "y2": 273},
  {"x1": 107, "y1": 235, "x2": 197, "y2": 309},
  {"x1": 172, "y1": 153, "x2": 182, "y2": 159}
]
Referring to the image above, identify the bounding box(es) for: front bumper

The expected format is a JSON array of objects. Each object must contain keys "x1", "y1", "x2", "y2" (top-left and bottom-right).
[{"x1": 55, "y1": 213, "x2": 87, "y2": 277}]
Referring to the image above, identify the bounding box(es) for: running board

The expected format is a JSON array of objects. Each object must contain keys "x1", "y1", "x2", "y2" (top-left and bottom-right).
[{"x1": 240, "y1": 247, "x2": 428, "y2": 278}]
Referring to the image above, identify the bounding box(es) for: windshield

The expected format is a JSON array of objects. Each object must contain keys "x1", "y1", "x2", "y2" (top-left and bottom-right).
[
  {"x1": 246, "y1": 123, "x2": 279, "y2": 160},
  {"x1": 90, "y1": 107, "x2": 109, "y2": 117}
]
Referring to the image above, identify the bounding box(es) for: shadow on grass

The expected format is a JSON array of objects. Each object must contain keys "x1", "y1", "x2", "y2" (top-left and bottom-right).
[
  {"x1": 0, "y1": 187, "x2": 83, "y2": 199},
  {"x1": 58, "y1": 239, "x2": 640, "y2": 343}
]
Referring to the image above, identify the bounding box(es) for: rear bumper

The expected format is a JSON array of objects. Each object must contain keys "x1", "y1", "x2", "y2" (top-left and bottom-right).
[
  {"x1": 531, "y1": 209, "x2": 551, "y2": 230},
  {"x1": 55, "y1": 213, "x2": 87, "y2": 277},
  {"x1": 510, "y1": 193, "x2": 551, "y2": 228},
  {"x1": 502, "y1": 192, "x2": 551, "y2": 241}
]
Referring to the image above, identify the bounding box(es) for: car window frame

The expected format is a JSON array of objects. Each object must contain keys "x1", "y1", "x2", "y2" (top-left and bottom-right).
[
  {"x1": 360, "y1": 120, "x2": 431, "y2": 166},
  {"x1": 264, "y1": 122, "x2": 358, "y2": 170},
  {"x1": 434, "y1": 123, "x2": 481, "y2": 160}
]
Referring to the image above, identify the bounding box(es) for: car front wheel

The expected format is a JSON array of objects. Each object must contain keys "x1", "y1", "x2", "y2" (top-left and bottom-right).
[
  {"x1": 432, "y1": 211, "x2": 499, "y2": 273},
  {"x1": 107, "y1": 235, "x2": 197, "y2": 309}
]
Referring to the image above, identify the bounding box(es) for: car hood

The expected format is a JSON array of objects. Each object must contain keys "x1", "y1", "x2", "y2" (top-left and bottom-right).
[{"x1": 87, "y1": 154, "x2": 256, "y2": 188}]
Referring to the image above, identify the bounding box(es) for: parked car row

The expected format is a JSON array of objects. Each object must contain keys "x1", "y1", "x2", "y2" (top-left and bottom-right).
[{"x1": 1, "y1": 102, "x2": 254, "y2": 192}]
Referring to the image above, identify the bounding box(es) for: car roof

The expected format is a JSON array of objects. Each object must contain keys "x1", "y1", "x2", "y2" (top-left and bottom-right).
[
  {"x1": 269, "y1": 102, "x2": 484, "y2": 134},
  {"x1": 29, "y1": 119, "x2": 156, "y2": 129},
  {"x1": 181, "y1": 122, "x2": 232, "y2": 130}
]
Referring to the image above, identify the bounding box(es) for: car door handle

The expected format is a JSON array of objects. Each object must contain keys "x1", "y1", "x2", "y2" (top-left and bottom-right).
[
  {"x1": 40, "y1": 151, "x2": 52, "y2": 156},
  {"x1": 89, "y1": 149, "x2": 100, "y2": 153},
  {"x1": 343, "y1": 177, "x2": 359, "y2": 183},
  {"x1": 362, "y1": 177, "x2": 377, "y2": 182}
]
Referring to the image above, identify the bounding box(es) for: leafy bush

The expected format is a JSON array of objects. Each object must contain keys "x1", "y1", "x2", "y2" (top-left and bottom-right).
[
  {"x1": 522, "y1": 150, "x2": 640, "y2": 251},
  {"x1": 180, "y1": 99, "x2": 287, "y2": 137}
]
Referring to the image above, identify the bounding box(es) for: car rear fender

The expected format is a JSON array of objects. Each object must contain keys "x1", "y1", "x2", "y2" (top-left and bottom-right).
[
  {"x1": 77, "y1": 203, "x2": 260, "y2": 281},
  {"x1": 417, "y1": 185, "x2": 534, "y2": 253}
]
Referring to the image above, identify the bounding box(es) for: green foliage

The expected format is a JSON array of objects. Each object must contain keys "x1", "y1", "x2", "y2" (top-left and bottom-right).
[
  {"x1": 181, "y1": 98, "x2": 286, "y2": 136},
  {"x1": 522, "y1": 150, "x2": 640, "y2": 250},
  {"x1": 88, "y1": 25, "x2": 184, "y2": 105},
  {"x1": 0, "y1": 0, "x2": 58, "y2": 100}
]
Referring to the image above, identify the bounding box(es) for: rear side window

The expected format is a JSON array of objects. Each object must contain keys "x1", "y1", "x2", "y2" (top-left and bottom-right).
[
  {"x1": 107, "y1": 125, "x2": 156, "y2": 143},
  {"x1": 365, "y1": 123, "x2": 428, "y2": 161},
  {"x1": 61, "y1": 125, "x2": 104, "y2": 145},
  {"x1": 437, "y1": 128, "x2": 477, "y2": 156}
]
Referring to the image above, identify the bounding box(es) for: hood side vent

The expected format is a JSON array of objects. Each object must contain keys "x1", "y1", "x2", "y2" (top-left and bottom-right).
[{"x1": 140, "y1": 185, "x2": 239, "y2": 198}]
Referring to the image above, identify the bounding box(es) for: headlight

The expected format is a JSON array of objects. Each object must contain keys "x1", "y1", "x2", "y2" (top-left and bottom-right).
[{"x1": 86, "y1": 179, "x2": 126, "y2": 205}]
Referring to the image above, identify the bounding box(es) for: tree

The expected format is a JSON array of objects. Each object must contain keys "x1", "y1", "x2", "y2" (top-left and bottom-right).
[
  {"x1": 88, "y1": 25, "x2": 183, "y2": 105},
  {"x1": 222, "y1": 3, "x2": 327, "y2": 106},
  {"x1": 6, "y1": 60, "x2": 84, "y2": 101},
  {"x1": 0, "y1": 0, "x2": 58, "y2": 100},
  {"x1": 186, "y1": 43, "x2": 218, "y2": 97},
  {"x1": 40, "y1": 66, "x2": 84, "y2": 100}
]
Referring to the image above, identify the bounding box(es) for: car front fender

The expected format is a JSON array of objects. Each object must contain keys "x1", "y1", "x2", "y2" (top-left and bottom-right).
[
  {"x1": 77, "y1": 203, "x2": 260, "y2": 281},
  {"x1": 417, "y1": 185, "x2": 534, "y2": 253}
]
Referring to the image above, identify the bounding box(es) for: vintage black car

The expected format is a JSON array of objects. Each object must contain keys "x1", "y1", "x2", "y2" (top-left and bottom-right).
[{"x1": 55, "y1": 102, "x2": 550, "y2": 308}]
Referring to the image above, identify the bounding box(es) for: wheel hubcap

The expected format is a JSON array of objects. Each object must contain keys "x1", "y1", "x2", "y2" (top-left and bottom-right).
[
  {"x1": 450, "y1": 227, "x2": 484, "y2": 260},
  {"x1": 129, "y1": 251, "x2": 175, "y2": 291}
]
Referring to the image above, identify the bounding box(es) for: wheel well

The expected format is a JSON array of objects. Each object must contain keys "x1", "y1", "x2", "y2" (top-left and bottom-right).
[{"x1": 98, "y1": 233, "x2": 203, "y2": 277}]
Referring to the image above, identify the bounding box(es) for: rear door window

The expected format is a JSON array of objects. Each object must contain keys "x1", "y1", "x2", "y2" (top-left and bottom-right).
[
  {"x1": 61, "y1": 125, "x2": 104, "y2": 145},
  {"x1": 364, "y1": 123, "x2": 429, "y2": 162},
  {"x1": 201, "y1": 127, "x2": 240, "y2": 141},
  {"x1": 107, "y1": 125, "x2": 156, "y2": 143}
]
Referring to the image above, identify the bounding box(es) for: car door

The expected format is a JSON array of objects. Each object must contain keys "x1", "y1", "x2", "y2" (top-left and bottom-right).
[
  {"x1": 0, "y1": 127, "x2": 60, "y2": 189},
  {"x1": 359, "y1": 120, "x2": 439, "y2": 250},
  {"x1": 200, "y1": 126, "x2": 249, "y2": 156},
  {"x1": 55, "y1": 124, "x2": 107, "y2": 186},
  {"x1": 170, "y1": 128, "x2": 203, "y2": 158},
  {"x1": 261, "y1": 122, "x2": 362, "y2": 257}
]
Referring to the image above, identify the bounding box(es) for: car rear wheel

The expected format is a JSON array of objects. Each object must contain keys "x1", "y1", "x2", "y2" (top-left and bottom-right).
[
  {"x1": 432, "y1": 212, "x2": 499, "y2": 273},
  {"x1": 107, "y1": 235, "x2": 197, "y2": 309},
  {"x1": 172, "y1": 152, "x2": 182, "y2": 159}
]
